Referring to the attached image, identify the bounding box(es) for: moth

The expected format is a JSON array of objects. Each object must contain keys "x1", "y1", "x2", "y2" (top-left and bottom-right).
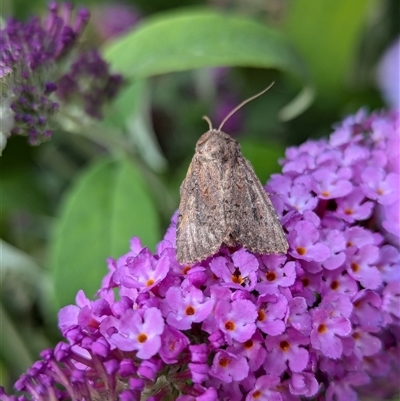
[{"x1": 176, "y1": 84, "x2": 289, "y2": 264}]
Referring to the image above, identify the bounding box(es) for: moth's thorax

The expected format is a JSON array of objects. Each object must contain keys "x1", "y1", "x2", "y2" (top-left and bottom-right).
[{"x1": 195, "y1": 129, "x2": 238, "y2": 159}]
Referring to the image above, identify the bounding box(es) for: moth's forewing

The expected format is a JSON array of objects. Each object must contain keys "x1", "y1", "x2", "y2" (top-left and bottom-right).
[
  {"x1": 176, "y1": 132, "x2": 226, "y2": 264},
  {"x1": 227, "y1": 155, "x2": 289, "y2": 254}
]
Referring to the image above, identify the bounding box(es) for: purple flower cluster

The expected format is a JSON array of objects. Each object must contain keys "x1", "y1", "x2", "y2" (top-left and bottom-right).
[
  {"x1": 0, "y1": 3, "x2": 123, "y2": 149},
  {"x1": 1, "y1": 109, "x2": 399, "y2": 401},
  {"x1": 56, "y1": 50, "x2": 124, "y2": 120}
]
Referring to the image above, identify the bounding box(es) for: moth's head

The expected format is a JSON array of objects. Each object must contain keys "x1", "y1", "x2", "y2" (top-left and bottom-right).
[
  {"x1": 196, "y1": 84, "x2": 275, "y2": 157},
  {"x1": 195, "y1": 128, "x2": 236, "y2": 159}
]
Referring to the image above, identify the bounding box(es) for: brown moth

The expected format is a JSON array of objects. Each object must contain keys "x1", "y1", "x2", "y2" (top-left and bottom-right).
[{"x1": 176, "y1": 84, "x2": 289, "y2": 264}]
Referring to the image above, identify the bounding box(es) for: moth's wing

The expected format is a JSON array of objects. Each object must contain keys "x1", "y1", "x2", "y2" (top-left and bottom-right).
[
  {"x1": 176, "y1": 157, "x2": 226, "y2": 264},
  {"x1": 226, "y1": 155, "x2": 289, "y2": 254}
]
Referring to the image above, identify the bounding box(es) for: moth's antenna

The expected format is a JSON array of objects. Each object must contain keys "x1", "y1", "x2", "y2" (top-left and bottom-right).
[
  {"x1": 202, "y1": 116, "x2": 214, "y2": 131},
  {"x1": 218, "y1": 82, "x2": 275, "y2": 132}
]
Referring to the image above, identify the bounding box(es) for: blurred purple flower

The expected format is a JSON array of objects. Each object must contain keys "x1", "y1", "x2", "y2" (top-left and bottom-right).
[
  {"x1": 0, "y1": 3, "x2": 124, "y2": 151},
  {"x1": 0, "y1": 3, "x2": 88, "y2": 147},
  {"x1": 56, "y1": 50, "x2": 124, "y2": 119},
  {"x1": 377, "y1": 36, "x2": 400, "y2": 109},
  {"x1": 1, "y1": 109, "x2": 399, "y2": 400},
  {"x1": 213, "y1": 94, "x2": 244, "y2": 133},
  {"x1": 92, "y1": 3, "x2": 141, "y2": 41},
  {"x1": 210, "y1": 67, "x2": 244, "y2": 134}
]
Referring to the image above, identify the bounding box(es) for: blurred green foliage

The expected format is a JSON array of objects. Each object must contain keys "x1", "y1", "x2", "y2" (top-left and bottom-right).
[{"x1": 1, "y1": 0, "x2": 399, "y2": 393}]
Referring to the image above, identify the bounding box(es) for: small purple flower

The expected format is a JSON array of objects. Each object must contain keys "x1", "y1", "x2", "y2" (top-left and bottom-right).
[
  {"x1": 58, "y1": 289, "x2": 112, "y2": 337},
  {"x1": 286, "y1": 297, "x2": 312, "y2": 335},
  {"x1": 245, "y1": 374, "x2": 282, "y2": 401},
  {"x1": 291, "y1": 269, "x2": 323, "y2": 305},
  {"x1": 210, "y1": 350, "x2": 249, "y2": 383},
  {"x1": 351, "y1": 329, "x2": 381, "y2": 359},
  {"x1": 256, "y1": 255, "x2": 296, "y2": 294},
  {"x1": 326, "y1": 372, "x2": 370, "y2": 401},
  {"x1": 288, "y1": 220, "x2": 331, "y2": 262},
  {"x1": 334, "y1": 188, "x2": 374, "y2": 223},
  {"x1": 321, "y1": 229, "x2": 346, "y2": 270},
  {"x1": 361, "y1": 166, "x2": 399, "y2": 205},
  {"x1": 289, "y1": 371, "x2": 319, "y2": 397},
  {"x1": 256, "y1": 293, "x2": 288, "y2": 336},
  {"x1": 288, "y1": 183, "x2": 319, "y2": 212},
  {"x1": 312, "y1": 166, "x2": 353, "y2": 199},
  {"x1": 228, "y1": 330, "x2": 267, "y2": 372},
  {"x1": 351, "y1": 290, "x2": 382, "y2": 328},
  {"x1": 264, "y1": 328, "x2": 310, "y2": 375},
  {"x1": 103, "y1": 308, "x2": 164, "y2": 359},
  {"x1": 310, "y1": 297, "x2": 352, "y2": 359},
  {"x1": 113, "y1": 249, "x2": 169, "y2": 292},
  {"x1": 345, "y1": 244, "x2": 382, "y2": 290},
  {"x1": 165, "y1": 284, "x2": 214, "y2": 330},
  {"x1": 381, "y1": 200, "x2": 400, "y2": 245},
  {"x1": 376, "y1": 244, "x2": 400, "y2": 282},
  {"x1": 381, "y1": 281, "x2": 400, "y2": 325},
  {"x1": 209, "y1": 248, "x2": 258, "y2": 290},
  {"x1": 159, "y1": 325, "x2": 190, "y2": 364},
  {"x1": 214, "y1": 298, "x2": 257, "y2": 344}
]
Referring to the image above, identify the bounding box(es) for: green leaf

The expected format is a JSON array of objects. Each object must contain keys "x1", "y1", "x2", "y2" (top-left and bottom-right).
[
  {"x1": 103, "y1": 9, "x2": 312, "y2": 118},
  {"x1": 110, "y1": 158, "x2": 160, "y2": 257},
  {"x1": 282, "y1": 0, "x2": 377, "y2": 100},
  {"x1": 104, "y1": 79, "x2": 167, "y2": 172},
  {"x1": 1, "y1": 240, "x2": 46, "y2": 289},
  {"x1": 240, "y1": 140, "x2": 285, "y2": 184},
  {"x1": 0, "y1": 170, "x2": 48, "y2": 216},
  {"x1": 0, "y1": 304, "x2": 34, "y2": 380},
  {"x1": 103, "y1": 80, "x2": 146, "y2": 130},
  {"x1": 104, "y1": 9, "x2": 305, "y2": 77},
  {"x1": 51, "y1": 157, "x2": 160, "y2": 308}
]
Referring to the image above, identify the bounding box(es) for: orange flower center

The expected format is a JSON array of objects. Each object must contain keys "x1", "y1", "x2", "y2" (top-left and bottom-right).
[
  {"x1": 252, "y1": 390, "x2": 262, "y2": 398},
  {"x1": 279, "y1": 340, "x2": 290, "y2": 351},
  {"x1": 137, "y1": 333, "x2": 148, "y2": 343},
  {"x1": 146, "y1": 278, "x2": 155, "y2": 287},
  {"x1": 231, "y1": 274, "x2": 243, "y2": 284},
  {"x1": 185, "y1": 306, "x2": 195, "y2": 316},
  {"x1": 296, "y1": 247, "x2": 307, "y2": 255},
  {"x1": 266, "y1": 272, "x2": 276, "y2": 281},
  {"x1": 330, "y1": 280, "x2": 339, "y2": 290},
  {"x1": 257, "y1": 310, "x2": 266, "y2": 322},
  {"x1": 302, "y1": 278, "x2": 310, "y2": 287},
  {"x1": 225, "y1": 321, "x2": 235, "y2": 331},
  {"x1": 219, "y1": 357, "x2": 230, "y2": 368}
]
